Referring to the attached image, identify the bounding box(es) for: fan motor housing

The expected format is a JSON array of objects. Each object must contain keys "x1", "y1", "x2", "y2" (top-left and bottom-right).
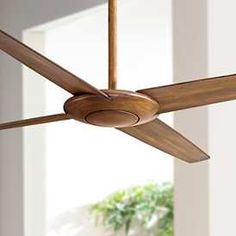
[{"x1": 64, "y1": 90, "x2": 160, "y2": 128}]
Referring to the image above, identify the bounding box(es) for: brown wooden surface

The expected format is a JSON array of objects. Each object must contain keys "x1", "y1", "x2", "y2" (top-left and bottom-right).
[
  {"x1": 86, "y1": 110, "x2": 139, "y2": 127},
  {"x1": 138, "y1": 74, "x2": 236, "y2": 113},
  {"x1": 0, "y1": 30, "x2": 108, "y2": 97},
  {"x1": 0, "y1": 113, "x2": 70, "y2": 130},
  {"x1": 118, "y1": 118, "x2": 209, "y2": 163},
  {"x1": 108, "y1": 0, "x2": 117, "y2": 89},
  {"x1": 64, "y1": 90, "x2": 159, "y2": 127}
]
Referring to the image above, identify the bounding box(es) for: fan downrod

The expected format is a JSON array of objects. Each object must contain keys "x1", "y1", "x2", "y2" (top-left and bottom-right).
[
  {"x1": 108, "y1": 0, "x2": 117, "y2": 90},
  {"x1": 64, "y1": 90, "x2": 160, "y2": 128}
]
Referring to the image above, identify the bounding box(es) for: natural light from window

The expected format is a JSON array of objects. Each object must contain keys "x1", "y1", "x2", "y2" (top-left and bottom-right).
[{"x1": 27, "y1": 0, "x2": 173, "y2": 235}]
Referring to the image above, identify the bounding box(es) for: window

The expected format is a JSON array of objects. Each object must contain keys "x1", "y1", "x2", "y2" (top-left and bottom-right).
[{"x1": 23, "y1": 1, "x2": 173, "y2": 235}]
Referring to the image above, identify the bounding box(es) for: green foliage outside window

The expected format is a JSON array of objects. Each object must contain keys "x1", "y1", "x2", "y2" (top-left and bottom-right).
[{"x1": 90, "y1": 183, "x2": 173, "y2": 236}]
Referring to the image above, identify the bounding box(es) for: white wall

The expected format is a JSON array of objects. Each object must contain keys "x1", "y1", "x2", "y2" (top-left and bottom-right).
[
  {"x1": 208, "y1": 0, "x2": 236, "y2": 235},
  {"x1": 174, "y1": 1, "x2": 236, "y2": 236},
  {"x1": 23, "y1": 31, "x2": 47, "y2": 236},
  {"x1": 173, "y1": 1, "x2": 209, "y2": 235}
]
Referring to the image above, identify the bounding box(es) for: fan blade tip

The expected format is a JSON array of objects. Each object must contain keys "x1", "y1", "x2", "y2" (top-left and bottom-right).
[{"x1": 188, "y1": 154, "x2": 210, "y2": 164}]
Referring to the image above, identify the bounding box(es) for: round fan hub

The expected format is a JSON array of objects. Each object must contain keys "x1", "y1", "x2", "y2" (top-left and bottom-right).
[{"x1": 64, "y1": 90, "x2": 160, "y2": 128}]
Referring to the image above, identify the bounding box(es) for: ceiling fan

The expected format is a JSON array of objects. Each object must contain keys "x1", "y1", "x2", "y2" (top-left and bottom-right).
[{"x1": 1, "y1": 0, "x2": 236, "y2": 163}]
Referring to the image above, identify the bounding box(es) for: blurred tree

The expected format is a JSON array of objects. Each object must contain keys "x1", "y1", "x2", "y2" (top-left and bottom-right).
[{"x1": 90, "y1": 183, "x2": 173, "y2": 236}]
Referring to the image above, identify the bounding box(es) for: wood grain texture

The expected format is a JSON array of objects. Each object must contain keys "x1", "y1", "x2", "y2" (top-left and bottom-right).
[
  {"x1": 138, "y1": 74, "x2": 236, "y2": 113},
  {"x1": 0, "y1": 113, "x2": 71, "y2": 130},
  {"x1": 118, "y1": 118, "x2": 209, "y2": 163},
  {"x1": 108, "y1": 0, "x2": 117, "y2": 89},
  {"x1": 0, "y1": 30, "x2": 108, "y2": 98},
  {"x1": 64, "y1": 90, "x2": 159, "y2": 127}
]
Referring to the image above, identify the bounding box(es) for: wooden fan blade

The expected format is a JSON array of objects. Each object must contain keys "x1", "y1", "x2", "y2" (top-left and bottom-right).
[
  {"x1": 118, "y1": 119, "x2": 209, "y2": 163},
  {"x1": 0, "y1": 113, "x2": 71, "y2": 130},
  {"x1": 0, "y1": 30, "x2": 108, "y2": 98},
  {"x1": 138, "y1": 74, "x2": 236, "y2": 113}
]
